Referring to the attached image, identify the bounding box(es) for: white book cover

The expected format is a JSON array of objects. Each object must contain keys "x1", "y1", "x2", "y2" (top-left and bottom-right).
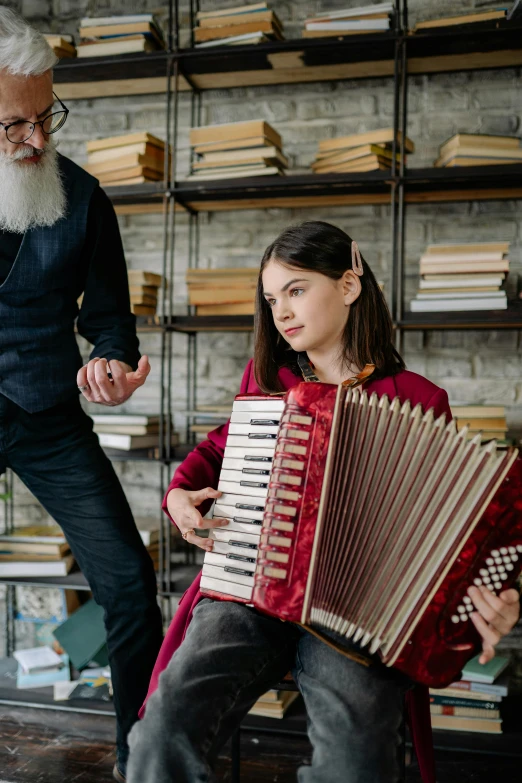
[
  {"x1": 13, "y1": 646, "x2": 63, "y2": 674},
  {"x1": 419, "y1": 276, "x2": 504, "y2": 289},
  {"x1": 306, "y1": 19, "x2": 390, "y2": 30},
  {"x1": 411, "y1": 297, "x2": 507, "y2": 312},
  {"x1": 416, "y1": 291, "x2": 506, "y2": 300},
  {"x1": 81, "y1": 14, "x2": 156, "y2": 26},
  {"x1": 306, "y1": 3, "x2": 393, "y2": 21},
  {"x1": 195, "y1": 32, "x2": 269, "y2": 47},
  {"x1": 91, "y1": 414, "x2": 158, "y2": 426}
]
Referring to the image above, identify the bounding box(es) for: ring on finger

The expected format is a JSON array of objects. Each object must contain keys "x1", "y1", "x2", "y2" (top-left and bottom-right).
[
  {"x1": 182, "y1": 528, "x2": 195, "y2": 540},
  {"x1": 78, "y1": 383, "x2": 90, "y2": 392}
]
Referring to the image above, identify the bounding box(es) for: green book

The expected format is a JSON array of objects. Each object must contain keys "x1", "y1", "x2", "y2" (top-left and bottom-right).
[
  {"x1": 53, "y1": 599, "x2": 109, "y2": 671},
  {"x1": 461, "y1": 654, "x2": 509, "y2": 684}
]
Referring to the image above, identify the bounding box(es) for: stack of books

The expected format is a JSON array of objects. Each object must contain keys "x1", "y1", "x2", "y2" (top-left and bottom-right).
[
  {"x1": 187, "y1": 120, "x2": 286, "y2": 181},
  {"x1": 127, "y1": 270, "x2": 163, "y2": 316},
  {"x1": 435, "y1": 133, "x2": 522, "y2": 168},
  {"x1": 43, "y1": 34, "x2": 76, "y2": 58},
  {"x1": 54, "y1": 666, "x2": 112, "y2": 702},
  {"x1": 413, "y1": 8, "x2": 507, "y2": 32},
  {"x1": 85, "y1": 132, "x2": 169, "y2": 187},
  {"x1": 194, "y1": 3, "x2": 283, "y2": 48},
  {"x1": 410, "y1": 242, "x2": 510, "y2": 313},
  {"x1": 77, "y1": 14, "x2": 165, "y2": 58},
  {"x1": 430, "y1": 655, "x2": 509, "y2": 734},
  {"x1": 312, "y1": 128, "x2": 414, "y2": 174},
  {"x1": 248, "y1": 688, "x2": 300, "y2": 719},
  {"x1": 303, "y1": 2, "x2": 393, "y2": 38},
  {"x1": 186, "y1": 267, "x2": 258, "y2": 315},
  {"x1": 451, "y1": 405, "x2": 509, "y2": 444},
  {"x1": 91, "y1": 414, "x2": 178, "y2": 454},
  {"x1": 0, "y1": 525, "x2": 75, "y2": 578},
  {"x1": 14, "y1": 647, "x2": 70, "y2": 690}
]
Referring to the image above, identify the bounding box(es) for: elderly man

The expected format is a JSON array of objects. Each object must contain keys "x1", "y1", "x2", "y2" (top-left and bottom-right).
[{"x1": 0, "y1": 10, "x2": 163, "y2": 782}]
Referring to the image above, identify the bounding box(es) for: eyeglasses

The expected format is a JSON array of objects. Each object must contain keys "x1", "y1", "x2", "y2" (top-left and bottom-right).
[{"x1": 0, "y1": 92, "x2": 69, "y2": 144}]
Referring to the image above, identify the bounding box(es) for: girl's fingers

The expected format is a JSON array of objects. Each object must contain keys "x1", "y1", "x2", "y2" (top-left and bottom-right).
[
  {"x1": 183, "y1": 530, "x2": 213, "y2": 551},
  {"x1": 470, "y1": 611, "x2": 501, "y2": 648},
  {"x1": 468, "y1": 586, "x2": 518, "y2": 635},
  {"x1": 205, "y1": 517, "x2": 230, "y2": 528}
]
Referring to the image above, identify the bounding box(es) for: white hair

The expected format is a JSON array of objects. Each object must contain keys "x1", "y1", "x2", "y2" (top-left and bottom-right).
[{"x1": 0, "y1": 7, "x2": 57, "y2": 76}]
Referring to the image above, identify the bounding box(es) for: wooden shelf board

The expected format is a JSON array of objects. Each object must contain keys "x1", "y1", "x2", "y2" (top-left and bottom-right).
[
  {"x1": 168, "y1": 315, "x2": 254, "y2": 332},
  {"x1": 54, "y1": 24, "x2": 522, "y2": 99},
  {"x1": 400, "y1": 305, "x2": 522, "y2": 330}
]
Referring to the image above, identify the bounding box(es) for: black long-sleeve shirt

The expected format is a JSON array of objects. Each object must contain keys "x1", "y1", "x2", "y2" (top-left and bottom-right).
[{"x1": 0, "y1": 186, "x2": 140, "y2": 370}]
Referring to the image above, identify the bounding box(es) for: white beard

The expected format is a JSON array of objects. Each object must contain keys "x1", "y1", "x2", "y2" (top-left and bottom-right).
[{"x1": 0, "y1": 139, "x2": 66, "y2": 233}]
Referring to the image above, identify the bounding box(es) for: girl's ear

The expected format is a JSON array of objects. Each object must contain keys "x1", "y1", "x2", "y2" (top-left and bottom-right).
[{"x1": 341, "y1": 269, "x2": 362, "y2": 306}]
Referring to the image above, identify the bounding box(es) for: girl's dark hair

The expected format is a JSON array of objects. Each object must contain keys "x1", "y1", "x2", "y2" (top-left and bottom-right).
[{"x1": 254, "y1": 220, "x2": 405, "y2": 393}]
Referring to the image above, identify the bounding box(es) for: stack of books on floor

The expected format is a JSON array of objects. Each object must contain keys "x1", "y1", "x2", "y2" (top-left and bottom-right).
[
  {"x1": 248, "y1": 688, "x2": 300, "y2": 718},
  {"x1": 55, "y1": 666, "x2": 112, "y2": 702},
  {"x1": 434, "y1": 133, "x2": 522, "y2": 168},
  {"x1": 312, "y1": 128, "x2": 414, "y2": 173},
  {"x1": 451, "y1": 405, "x2": 509, "y2": 444},
  {"x1": 410, "y1": 242, "x2": 510, "y2": 312},
  {"x1": 186, "y1": 267, "x2": 258, "y2": 315},
  {"x1": 188, "y1": 120, "x2": 286, "y2": 181},
  {"x1": 92, "y1": 414, "x2": 178, "y2": 455},
  {"x1": 430, "y1": 655, "x2": 509, "y2": 734},
  {"x1": 85, "y1": 132, "x2": 169, "y2": 187},
  {"x1": 128, "y1": 270, "x2": 163, "y2": 316},
  {"x1": 0, "y1": 525, "x2": 75, "y2": 578},
  {"x1": 303, "y1": 2, "x2": 393, "y2": 38},
  {"x1": 412, "y1": 7, "x2": 507, "y2": 32},
  {"x1": 77, "y1": 13, "x2": 165, "y2": 57},
  {"x1": 14, "y1": 646, "x2": 70, "y2": 690},
  {"x1": 194, "y1": 3, "x2": 283, "y2": 48},
  {"x1": 43, "y1": 34, "x2": 76, "y2": 58}
]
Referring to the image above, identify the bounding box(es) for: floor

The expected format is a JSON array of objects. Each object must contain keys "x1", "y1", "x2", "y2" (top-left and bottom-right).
[{"x1": 0, "y1": 708, "x2": 519, "y2": 782}]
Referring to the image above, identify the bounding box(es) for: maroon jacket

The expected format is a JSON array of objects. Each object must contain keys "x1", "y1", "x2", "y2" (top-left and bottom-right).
[{"x1": 142, "y1": 360, "x2": 451, "y2": 783}]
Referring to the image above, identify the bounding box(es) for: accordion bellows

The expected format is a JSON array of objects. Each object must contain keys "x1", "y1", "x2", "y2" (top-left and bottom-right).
[{"x1": 201, "y1": 383, "x2": 522, "y2": 687}]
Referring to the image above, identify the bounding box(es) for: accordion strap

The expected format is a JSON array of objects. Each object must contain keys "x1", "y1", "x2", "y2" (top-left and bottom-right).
[{"x1": 298, "y1": 624, "x2": 372, "y2": 668}]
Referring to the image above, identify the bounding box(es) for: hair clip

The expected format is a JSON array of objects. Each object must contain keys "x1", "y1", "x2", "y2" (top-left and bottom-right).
[{"x1": 351, "y1": 241, "x2": 364, "y2": 277}]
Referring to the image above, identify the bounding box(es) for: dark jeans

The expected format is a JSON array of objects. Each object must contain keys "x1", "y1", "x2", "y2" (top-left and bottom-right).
[
  {"x1": 128, "y1": 598, "x2": 409, "y2": 783},
  {"x1": 0, "y1": 393, "x2": 163, "y2": 768}
]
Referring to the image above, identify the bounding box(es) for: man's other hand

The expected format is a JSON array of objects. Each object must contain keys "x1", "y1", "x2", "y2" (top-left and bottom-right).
[{"x1": 76, "y1": 356, "x2": 151, "y2": 406}]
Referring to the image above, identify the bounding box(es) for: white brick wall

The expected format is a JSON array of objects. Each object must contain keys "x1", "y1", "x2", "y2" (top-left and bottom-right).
[{"x1": 3, "y1": 1, "x2": 521, "y2": 652}]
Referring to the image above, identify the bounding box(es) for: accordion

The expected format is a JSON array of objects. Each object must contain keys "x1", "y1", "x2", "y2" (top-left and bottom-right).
[{"x1": 201, "y1": 382, "x2": 522, "y2": 688}]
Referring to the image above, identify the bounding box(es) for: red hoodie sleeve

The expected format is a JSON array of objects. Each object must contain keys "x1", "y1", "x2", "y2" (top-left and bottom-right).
[
  {"x1": 162, "y1": 359, "x2": 254, "y2": 526},
  {"x1": 425, "y1": 387, "x2": 452, "y2": 423}
]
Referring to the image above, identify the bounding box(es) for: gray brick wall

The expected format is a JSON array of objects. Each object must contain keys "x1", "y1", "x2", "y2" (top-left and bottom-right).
[{"x1": 3, "y1": 1, "x2": 521, "y2": 656}]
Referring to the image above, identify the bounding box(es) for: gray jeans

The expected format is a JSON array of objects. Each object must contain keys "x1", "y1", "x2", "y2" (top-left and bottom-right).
[{"x1": 128, "y1": 598, "x2": 409, "y2": 783}]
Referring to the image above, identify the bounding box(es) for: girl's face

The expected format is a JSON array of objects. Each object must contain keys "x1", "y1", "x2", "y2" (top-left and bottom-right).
[{"x1": 261, "y1": 259, "x2": 361, "y2": 357}]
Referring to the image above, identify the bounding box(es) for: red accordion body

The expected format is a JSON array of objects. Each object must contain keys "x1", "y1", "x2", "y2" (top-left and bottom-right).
[{"x1": 201, "y1": 382, "x2": 522, "y2": 688}]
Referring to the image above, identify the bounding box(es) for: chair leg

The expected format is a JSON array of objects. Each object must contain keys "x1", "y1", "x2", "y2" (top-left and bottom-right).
[{"x1": 230, "y1": 728, "x2": 241, "y2": 783}]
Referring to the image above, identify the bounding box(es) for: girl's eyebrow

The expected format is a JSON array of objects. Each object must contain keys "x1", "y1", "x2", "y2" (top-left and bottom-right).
[{"x1": 263, "y1": 278, "x2": 309, "y2": 296}]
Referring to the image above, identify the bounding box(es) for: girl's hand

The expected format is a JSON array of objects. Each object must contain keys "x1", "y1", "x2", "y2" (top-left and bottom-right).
[
  {"x1": 166, "y1": 487, "x2": 229, "y2": 552},
  {"x1": 467, "y1": 585, "x2": 520, "y2": 664}
]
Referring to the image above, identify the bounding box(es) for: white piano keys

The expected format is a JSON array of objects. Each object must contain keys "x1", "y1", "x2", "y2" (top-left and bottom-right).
[
  {"x1": 222, "y1": 457, "x2": 273, "y2": 471},
  {"x1": 233, "y1": 399, "x2": 285, "y2": 413},
  {"x1": 200, "y1": 575, "x2": 253, "y2": 601},
  {"x1": 226, "y1": 435, "x2": 278, "y2": 449},
  {"x1": 218, "y1": 480, "x2": 269, "y2": 499},
  {"x1": 211, "y1": 540, "x2": 259, "y2": 558},
  {"x1": 229, "y1": 422, "x2": 280, "y2": 436},
  {"x1": 209, "y1": 529, "x2": 259, "y2": 546},
  {"x1": 202, "y1": 562, "x2": 255, "y2": 587},
  {"x1": 205, "y1": 551, "x2": 257, "y2": 573},
  {"x1": 214, "y1": 502, "x2": 264, "y2": 522},
  {"x1": 230, "y1": 411, "x2": 283, "y2": 425}
]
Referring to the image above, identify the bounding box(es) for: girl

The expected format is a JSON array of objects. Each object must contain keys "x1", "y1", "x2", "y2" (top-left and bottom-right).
[{"x1": 128, "y1": 221, "x2": 520, "y2": 783}]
